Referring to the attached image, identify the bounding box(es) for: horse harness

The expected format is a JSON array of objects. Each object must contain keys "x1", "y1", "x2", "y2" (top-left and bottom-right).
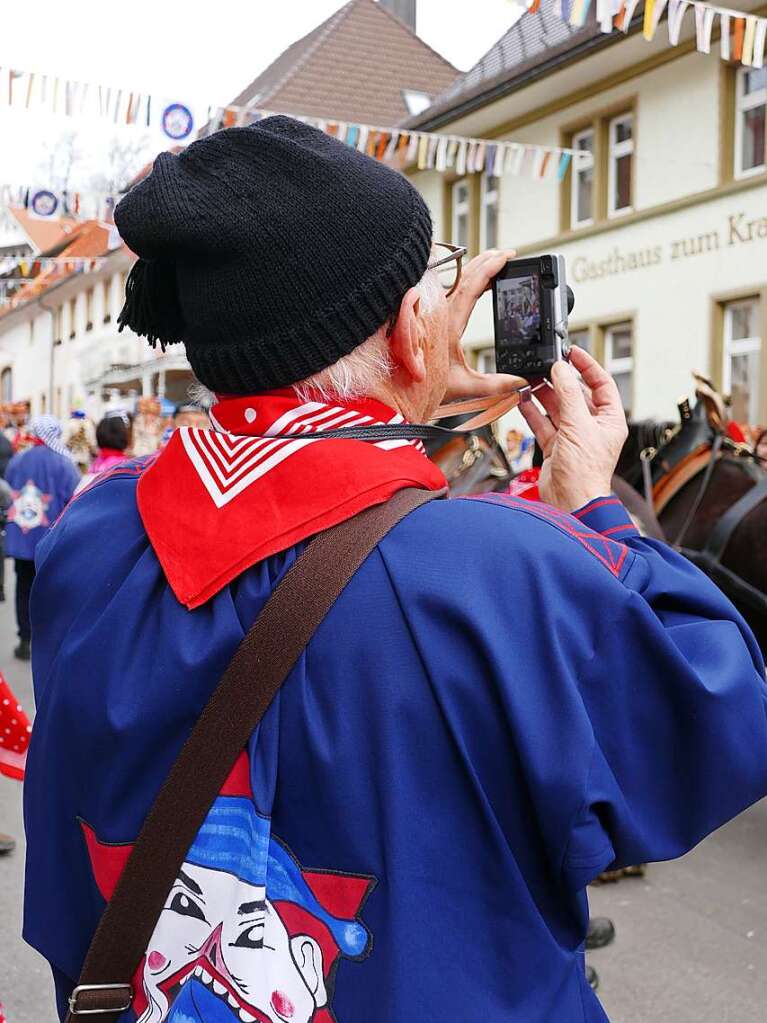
[{"x1": 640, "y1": 428, "x2": 767, "y2": 615}]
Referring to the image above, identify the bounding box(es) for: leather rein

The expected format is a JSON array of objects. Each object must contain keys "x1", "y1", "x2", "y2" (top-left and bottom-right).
[{"x1": 640, "y1": 435, "x2": 767, "y2": 615}]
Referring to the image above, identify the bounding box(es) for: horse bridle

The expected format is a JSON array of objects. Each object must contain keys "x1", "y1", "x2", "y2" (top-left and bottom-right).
[{"x1": 640, "y1": 433, "x2": 767, "y2": 615}]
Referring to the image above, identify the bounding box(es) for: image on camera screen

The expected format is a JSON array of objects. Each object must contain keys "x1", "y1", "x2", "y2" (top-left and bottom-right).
[{"x1": 497, "y1": 274, "x2": 541, "y2": 345}]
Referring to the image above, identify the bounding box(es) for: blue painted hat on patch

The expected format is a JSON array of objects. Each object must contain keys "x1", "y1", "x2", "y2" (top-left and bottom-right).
[{"x1": 186, "y1": 796, "x2": 369, "y2": 957}]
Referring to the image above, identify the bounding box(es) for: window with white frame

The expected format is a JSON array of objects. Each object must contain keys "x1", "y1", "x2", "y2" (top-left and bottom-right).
[
  {"x1": 402, "y1": 90, "x2": 432, "y2": 117},
  {"x1": 452, "y1": 179, "x2": 471, "y2": 249},
  {"x1": 723, "y1": 298, "x2": 761, "y2": 423},
  {"x1": 568, "y1": 328, "x2": 591, "y2": 354},
  {"x1": 480, "y1": 175, "x2": 500, "y2": 250},
  {"x1": 85, "y1": 288, "x2": 94, "y2": 331},
  {"x1": 608, "y1": 113, "x2": 634, "y2": 216},
  {"x1": 604, "y1": 321, "x2": 634, "y2": 413},
  {"x1": 735, "y1": 67, "x2": 767, "y2": 178},
  {"x1": 103, "y1": 278, "x2": 112, "y2": 324},
  {"x1": 53, "y1": 306, "x2": 63, "y2": 344},
  {"x1": 570, "y1": 128, "x2": 594, "y2": 228},
  {"x1": 476, "y1": 347, "x2": 496, "y2": 374}
]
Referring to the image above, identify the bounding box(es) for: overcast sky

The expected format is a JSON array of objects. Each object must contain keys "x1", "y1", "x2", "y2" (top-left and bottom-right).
[{"x1": 0, "y1": 0, "x2": 520, "y2": 187}]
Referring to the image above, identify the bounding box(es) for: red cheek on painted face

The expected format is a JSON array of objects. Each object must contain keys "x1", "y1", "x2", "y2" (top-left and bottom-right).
[
  {"x1": 147, "y1": 951, "x2": 168, "y2": 972},
  {"x1": 270, "y1": 990, "x2": 295, "y2": 1019}
]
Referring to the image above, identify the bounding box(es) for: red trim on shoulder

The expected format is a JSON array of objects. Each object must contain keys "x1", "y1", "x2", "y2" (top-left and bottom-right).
[
  {"x1": 469, "y1": 493, "x2": 631, "y2": 579},
  {"x1": 572, "y1": 497, "x2": 621, "y2": 518}
]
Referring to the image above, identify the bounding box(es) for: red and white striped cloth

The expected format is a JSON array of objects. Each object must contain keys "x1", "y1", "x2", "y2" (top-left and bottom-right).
[
  {"x1": 0, "y1": 674, "x2": 30, "y2": 782},
  {"x1": 137, "y1": 390, "x2": 446, "y2": 609},
  {"x1": 504, "y1": 466, "x2": 541, "y2": 502}
]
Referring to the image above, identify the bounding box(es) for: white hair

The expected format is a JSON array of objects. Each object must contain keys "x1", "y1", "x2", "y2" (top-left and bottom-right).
[
  {"x1": 294, "y1": 268, "x2": 441, "y2": 403},
  {"x1": 187, "y1": 381, "x2": 216, "y2": 410}
]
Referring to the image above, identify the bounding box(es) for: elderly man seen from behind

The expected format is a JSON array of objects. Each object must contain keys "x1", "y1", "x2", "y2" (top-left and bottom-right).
[{"x1": 24, "y1": 118, "x2": 767, "y2": 1023}]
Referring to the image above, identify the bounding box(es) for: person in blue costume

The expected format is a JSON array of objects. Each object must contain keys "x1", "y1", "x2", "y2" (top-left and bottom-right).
[
  {"x1": 24, "y1": 118, "x2": 767, "y2": 1023},
  {"x1": 4, "y1": 415, "x2": 79, "y2": 660}
]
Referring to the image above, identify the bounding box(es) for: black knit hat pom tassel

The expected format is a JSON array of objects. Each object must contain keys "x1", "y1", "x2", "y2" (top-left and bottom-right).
[{"x1": 117, "y1": 258, "x2": 185, "y2": 350}]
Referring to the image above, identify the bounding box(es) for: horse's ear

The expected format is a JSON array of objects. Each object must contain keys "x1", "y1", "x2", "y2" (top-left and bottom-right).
[{"x1": 693, "y1": 371, "x2": 727, "y2": 431}]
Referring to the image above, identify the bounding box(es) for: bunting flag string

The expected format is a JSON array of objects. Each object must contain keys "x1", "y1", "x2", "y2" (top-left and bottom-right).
[
  {"x1": 0, "y1": 255, "x2": 107, "y2": 273},
  {"x1": 0, "y1": 258, "x2": 108, "y2": 309},
  {"x1": 202, "y1": 106, "x2": 587, "y2": 182},
  {"x1": 0, "y1": 65, "x2": 588, "y2": 185},
  {"x1": 518, "y1": 0, "x2": 767, "y2": 67},
  {"x1": 0, "y1": 182, "x2": 117, "y2": 222}
]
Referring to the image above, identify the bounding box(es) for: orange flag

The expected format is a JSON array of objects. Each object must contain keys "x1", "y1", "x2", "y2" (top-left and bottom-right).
[{"x1": 733, "y1": 17, "x2": 745, "y2": 61}]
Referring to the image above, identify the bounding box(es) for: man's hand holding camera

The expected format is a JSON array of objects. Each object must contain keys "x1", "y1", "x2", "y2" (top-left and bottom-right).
[
  {"x1": 521, "y1": 347, "x2": 628, "y2": 513},
  {"x1": 443, "y1": 247, "x2": 627, "y2": 514}
]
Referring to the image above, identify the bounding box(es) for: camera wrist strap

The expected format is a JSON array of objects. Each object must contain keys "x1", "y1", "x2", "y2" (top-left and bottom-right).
[{"x1": 244, "y1": 388, "x2": 534, "y2": 445}]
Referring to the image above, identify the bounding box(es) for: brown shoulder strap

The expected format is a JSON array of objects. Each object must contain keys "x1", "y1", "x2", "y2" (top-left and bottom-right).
[{"x1": 66, "y1": 486, "x2": 443, "y2": 1021}]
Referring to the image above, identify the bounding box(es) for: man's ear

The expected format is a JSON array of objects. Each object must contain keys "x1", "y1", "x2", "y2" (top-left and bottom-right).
[
  {"x1": 290, "y1": 935, "x2": 328, "y2": 1008},
  {"x1": 388, "y1": 287, "x2": 427, "y2": 384}
]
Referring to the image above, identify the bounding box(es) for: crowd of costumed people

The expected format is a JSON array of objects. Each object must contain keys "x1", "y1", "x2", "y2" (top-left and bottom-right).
[{"x1": 0, "y1": 397, "x2": 210, "y2": 964}]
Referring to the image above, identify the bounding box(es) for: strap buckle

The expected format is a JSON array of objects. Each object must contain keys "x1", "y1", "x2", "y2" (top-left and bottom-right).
[{"x1": 68, "y1": 983, "x2": 133, "y2": 1015}]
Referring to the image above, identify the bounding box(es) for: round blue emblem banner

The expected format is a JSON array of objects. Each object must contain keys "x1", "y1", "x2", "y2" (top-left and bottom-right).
[
  {"x1": 161, "y1": 103, "x2": 194, "y2": 140},
  {"x1": 30, "y1": 190, "x2": 59, "y2": 218}
]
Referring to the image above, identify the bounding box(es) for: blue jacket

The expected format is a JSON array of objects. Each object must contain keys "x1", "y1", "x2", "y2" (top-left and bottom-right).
[
  {"x1": 5, "y1": 444, "x2": 80, "y2": 560},
  {"x1": 24, "y1": 460, "x2": 767, "y2": 1023}
]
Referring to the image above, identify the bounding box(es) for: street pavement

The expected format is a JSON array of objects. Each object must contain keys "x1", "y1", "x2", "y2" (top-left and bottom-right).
[{"x1": 0, "y1": 563, "x2": 765, "y2": 1022}]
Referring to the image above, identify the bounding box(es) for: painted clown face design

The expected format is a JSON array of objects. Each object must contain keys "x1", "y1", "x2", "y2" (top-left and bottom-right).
[
  {"x1": 143, "y1": 861, "x2": 326, "y2": 1023},
  {"x1": 9, "y1": 481, "x2": 51, "y2": 533},
  {"x1": 81, "y1": 754, "x2": 374, "y2": 1023}
]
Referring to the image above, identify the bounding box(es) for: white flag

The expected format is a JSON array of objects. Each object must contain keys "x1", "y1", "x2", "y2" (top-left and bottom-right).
[
  {"x1": 667, "y1": 0, "x2": 689, "y2": 45},
  {"x1": 456, "y1": 141, "x2": 468, "y2": 176},
  {"x1": 720, "y1": 13, "x2": 731, "y2": 60},
  {"x1": 752, "y1": 18, "x2": 767, "y2": 67},
  {"x1": 695, "y1": 5, "x2": 715, "y2": 53},
  {"x1": 435, "y1": 136, "x2": 449, "y2": 172},
  {"x1": 620, "y1": 0, "x2": 642, "y2": 32},
  {"x1": 505, "y1": 144, "x2": 524, "y2": 176}
]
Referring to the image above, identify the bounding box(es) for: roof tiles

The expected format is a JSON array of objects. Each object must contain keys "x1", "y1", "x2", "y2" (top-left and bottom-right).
[
  {"x1": 7, "y1": 206, "x2": 80, "y2": 254},
  {"x1": 411, "y1": 7, "x2": 604, "y2": 127},
  {"x1": 230, "y1": 0, "x2": 457, "y2": 127}
]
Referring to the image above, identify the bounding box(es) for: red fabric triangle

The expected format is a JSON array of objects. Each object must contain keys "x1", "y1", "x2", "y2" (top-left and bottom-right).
[
  {"x1": 302, "y1": 870, "x2": 374, "y2": 921},
  {"x1": 137, "y1": 391, "x2": 445, "y2": 609}
]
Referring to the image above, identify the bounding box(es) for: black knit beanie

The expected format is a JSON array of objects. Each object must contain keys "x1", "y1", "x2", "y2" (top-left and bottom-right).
[{"x1": 114, "y1": 116, "x2": 433, "y2": 393}]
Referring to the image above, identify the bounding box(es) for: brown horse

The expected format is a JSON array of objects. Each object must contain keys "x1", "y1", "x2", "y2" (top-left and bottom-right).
[
  {"x1": 429, "y1": 381, "x2": 767, "y2": 654},
  {"x1": 617, "y1": 382, "x2": 767, "y2": 655},
  {"x1": 426, "y1": 418, "x2": 512, "y2": 497}
]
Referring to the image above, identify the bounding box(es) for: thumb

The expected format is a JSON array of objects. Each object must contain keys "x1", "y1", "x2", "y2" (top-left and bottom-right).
[{"x1": 551, "y1": 359, "x2": 589, "y2": 425}]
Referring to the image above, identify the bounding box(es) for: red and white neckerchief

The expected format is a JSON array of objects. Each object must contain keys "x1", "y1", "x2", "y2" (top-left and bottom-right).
[{"x1": 137, "y1": 390, "x2": 446, "y2": 609}]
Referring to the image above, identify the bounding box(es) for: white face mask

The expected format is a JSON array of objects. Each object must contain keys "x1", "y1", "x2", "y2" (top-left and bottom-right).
[{"x1": 138, "y1": 861, "x2": 327, "y2": 1023}]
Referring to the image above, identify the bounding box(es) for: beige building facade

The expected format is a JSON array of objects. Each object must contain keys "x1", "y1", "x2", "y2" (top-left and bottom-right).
[
  {"x1": 410, "y1": 8, "x2": 767, "y2": 427},
  {"x1": 0, "y1": 247, "x2": 194, "y2": 419}
]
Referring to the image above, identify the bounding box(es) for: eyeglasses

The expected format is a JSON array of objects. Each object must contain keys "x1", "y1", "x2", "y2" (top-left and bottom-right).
[
  {"x1": 427, "y1": 242, "x2": 467, "y2": 298},
  {"x1": 385, "y1": 241, "x2": 468, "y2": 337}
]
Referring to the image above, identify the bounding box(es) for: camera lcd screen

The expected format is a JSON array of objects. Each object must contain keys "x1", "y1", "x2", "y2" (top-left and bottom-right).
[{"x1": 496, "y1": 274, "x2": 542, "y2": 346}]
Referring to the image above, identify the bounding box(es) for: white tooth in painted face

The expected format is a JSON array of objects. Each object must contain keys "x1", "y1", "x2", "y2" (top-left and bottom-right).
[
  {"x1": 201, "y1": 969, "x2": 213, "y2": 985},
  {"x1": 239, "y1": 1010, "x2": 256, "y2": 1023},
  {"x1": 227, "y1": 992, "x2": 240, "y2": 1009},
  {"x1": 213, "y1": 980, "x2": 227, "y2": 995},
  {"x1": 193, "y1": 966, "x2": 203, "y2": 978}
]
